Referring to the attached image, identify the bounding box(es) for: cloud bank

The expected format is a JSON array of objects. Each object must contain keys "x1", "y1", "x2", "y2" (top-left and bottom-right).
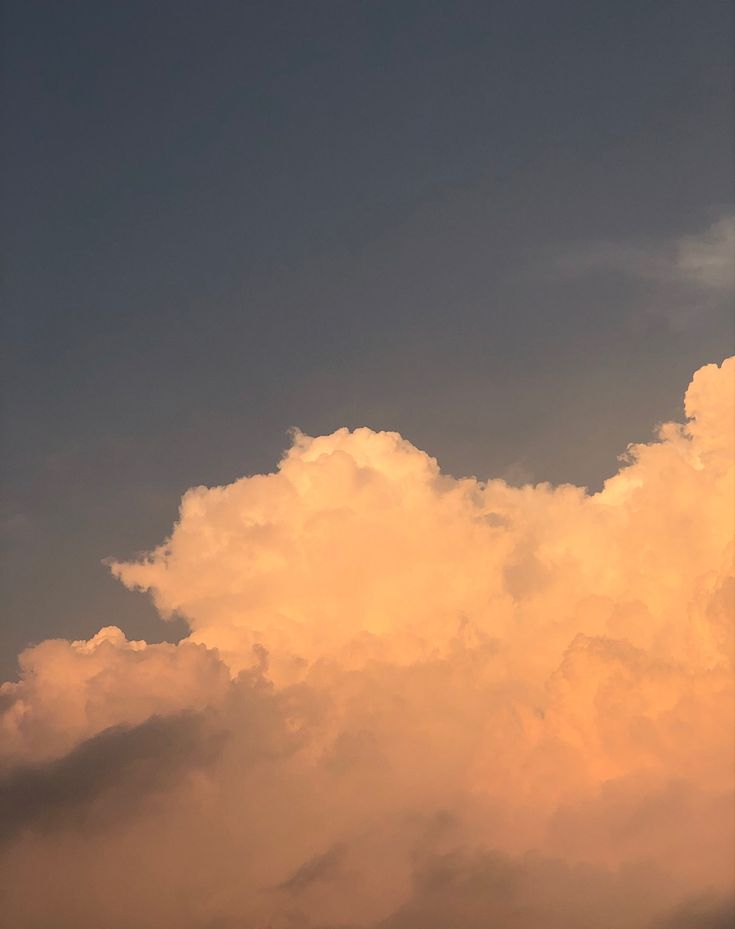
[{"x1": 1, "y1": 357, "x2": 733, "y2": 928}]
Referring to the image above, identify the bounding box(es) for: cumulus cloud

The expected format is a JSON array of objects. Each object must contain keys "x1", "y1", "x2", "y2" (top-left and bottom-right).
[
  {"x1": 0, "y1": 356, "x2": 732, "y2": 928},
  {"x1": 0, "y1": 625, "x2": 230, "y2": 764}
]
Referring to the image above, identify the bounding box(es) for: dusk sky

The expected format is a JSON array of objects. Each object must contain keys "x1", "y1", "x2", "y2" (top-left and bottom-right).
[{"x1": 1, "y1": 4, "x2": 734, "y2": 928}]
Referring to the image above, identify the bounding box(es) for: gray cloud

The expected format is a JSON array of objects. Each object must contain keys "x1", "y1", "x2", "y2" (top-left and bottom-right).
[
  {"x1": 556, "y1": 215, "x2": 734, "y2": 290},
  {"x1": 277, "y1": 843, "x2": 348, "y2": 894},
  {"x1": 551, "y1": 215, "x2": 735, "y2": 326},
  {"x1": 0, "y1": 711, "x2": 225, "y2": 844}
]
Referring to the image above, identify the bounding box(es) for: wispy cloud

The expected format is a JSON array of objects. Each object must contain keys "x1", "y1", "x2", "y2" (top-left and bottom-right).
[{"x1": 553, "y1": 215, "x2": 734, "y2": 323}]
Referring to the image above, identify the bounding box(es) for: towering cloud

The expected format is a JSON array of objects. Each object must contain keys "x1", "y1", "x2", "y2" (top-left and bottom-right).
[{"x1": 1, "y1": 357, "x2": 733, "y2": 928}]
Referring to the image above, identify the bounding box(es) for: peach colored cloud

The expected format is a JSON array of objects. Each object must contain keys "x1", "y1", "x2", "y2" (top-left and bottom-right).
[{"x1": 0, "y1": 356, "x2": 732, "y2": 928}]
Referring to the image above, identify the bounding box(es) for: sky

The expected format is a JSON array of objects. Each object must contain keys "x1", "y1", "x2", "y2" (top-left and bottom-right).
[
  {"x1": 2, "y1": 0, "x2": 733, "y2": 671},
  {"x1": 0, "y1": 4, "x2": 734, "y2": 927}
]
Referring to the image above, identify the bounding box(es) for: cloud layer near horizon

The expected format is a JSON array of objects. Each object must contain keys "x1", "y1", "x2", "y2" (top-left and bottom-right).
[{"x1": 1, "y1": 357, "x2": 733, "y2": 928}]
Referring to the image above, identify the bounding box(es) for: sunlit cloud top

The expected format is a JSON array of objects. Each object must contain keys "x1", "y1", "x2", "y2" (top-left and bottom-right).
[{"x1": 1, "y1": 356, "x2": 732, "y2": 928}]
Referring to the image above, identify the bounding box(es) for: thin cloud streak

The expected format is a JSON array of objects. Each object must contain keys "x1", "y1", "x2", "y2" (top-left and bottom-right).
[
  {"x1": 555, "y1": 215, "x2": 734, "y2": 290},
  {"x1": 551, "y1": 214, "x2": 735, "y2": 325}
]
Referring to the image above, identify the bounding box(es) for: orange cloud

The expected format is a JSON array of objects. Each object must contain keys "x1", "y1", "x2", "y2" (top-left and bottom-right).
[{"x1": 1, "y1": 356, "x2": 732, "y2": 928}]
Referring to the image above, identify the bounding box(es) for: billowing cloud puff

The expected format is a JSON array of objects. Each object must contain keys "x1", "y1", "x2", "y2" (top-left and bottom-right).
[
  {"x1": 0, "y1": 626, "x2": 229, "y2": 765},
  {"x1": 0, "y1": 356, "x2": 732, "y2": 928},
  {"x1": 110, "y1": 357, "x2": 733, "y2": 684}
]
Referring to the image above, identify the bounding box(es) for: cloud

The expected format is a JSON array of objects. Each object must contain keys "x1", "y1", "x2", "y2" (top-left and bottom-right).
[
  {"x1": 0, "y1": 356, "x2": 732, "y2": 928},
  {"x1": 0, "y1": 711, "x2": 224, "y2": 845},
  {"x1": 0, "y1": 625, "x2": 230, "y2": 765},
  {"x1": 674, "y1": 217, "x2": 735, "y2": 293},
  {"x1": 652, "y1": 894, "x2": 735, "y2": 929},
  {"x1": 557, "y1": 215, "x2": 734, "y2": 290},
  {"x1": 553, "y1": 215, "x2": 735, "y2": 323},
  {"x1": 277, "y1": 843, "x2": 348, "y2": 894},
  {"x1": 380, "y1": 849, "x2": 682, "y2": 929}
]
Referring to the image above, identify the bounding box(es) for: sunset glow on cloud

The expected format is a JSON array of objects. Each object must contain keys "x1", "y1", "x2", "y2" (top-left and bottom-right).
[{"x1": 1, "y1": 356, "x2": 733, "y2": 928}]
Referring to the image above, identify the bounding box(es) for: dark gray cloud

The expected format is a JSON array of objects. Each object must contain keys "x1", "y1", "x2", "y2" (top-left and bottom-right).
[
  {"x1": 277, "y1": 843, "x2": 348, "y2": 894},
  {"x1": 0, "y1": 711, "x2": 225, "y2": 844}
]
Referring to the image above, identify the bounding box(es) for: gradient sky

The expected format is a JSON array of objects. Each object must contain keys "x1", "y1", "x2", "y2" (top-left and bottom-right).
[{"x1": 2, "y1": 0, "x2": 733, "y2": 677}]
